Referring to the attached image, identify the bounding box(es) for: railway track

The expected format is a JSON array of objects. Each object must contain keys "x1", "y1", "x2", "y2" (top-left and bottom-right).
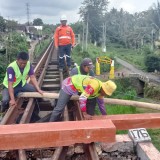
[{"x1": 0, "y1": 41, "x2": 99, "y2": 160}]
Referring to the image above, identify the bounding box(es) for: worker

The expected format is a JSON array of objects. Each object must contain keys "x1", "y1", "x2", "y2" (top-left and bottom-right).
[
  {"x1": 70, "y1": 58, "x2": 95, "y2": 76},
  {"x1": 70, "y1": 58, "x2": 107, "y2": 115},
  {"x1": 49, "y1": 75, "x2": 117, "y2": 121},
  {"x1": 54, "y1": 14, "x2": 75, "y2": 72},
  {"x1": 1, "y1": 51, "x2": 43, "y2": 112}
]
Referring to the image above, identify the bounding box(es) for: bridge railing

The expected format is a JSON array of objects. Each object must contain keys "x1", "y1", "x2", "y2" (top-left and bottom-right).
[{"x1": 129, "y1": 73, "x2": 150, "y2": 83}]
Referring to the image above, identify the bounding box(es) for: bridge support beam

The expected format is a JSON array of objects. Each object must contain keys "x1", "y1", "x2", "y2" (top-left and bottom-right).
[
  {"x1": 0, "y1": 119, "x2": 115, "y2": 150},
  {"x1": 92, "y1": 113, "x2": 160, "y2": 130}
]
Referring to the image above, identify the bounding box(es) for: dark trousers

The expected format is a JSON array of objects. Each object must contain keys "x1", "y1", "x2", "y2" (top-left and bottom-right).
[
  {"x1": 50, "y1": 89, "x2": 71, "y2": 122},
  {"x1": 86, "y1": 98, "x2": 96, "y2": 116},
  {"x1": 49, "y1": 89, "x2": 97, "y2": 122},
  {"x1": 1, "y1": 83, "x2": 36, "y2": 112},
  {"x1": 58, "y1": 44, "x2": 72, "y2": 69}
]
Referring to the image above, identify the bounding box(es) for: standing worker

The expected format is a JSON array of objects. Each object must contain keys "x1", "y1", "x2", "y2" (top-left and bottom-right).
[
  {"x1": 70, "y1": 58, "x2": 107, "y2": 115},
  {"x1": 49, "y1": 75, "x2": 117, "y2": 122},
  {"x1": 1, "y1": 52, "x2": 43, "y2": 112},
  {"x1": 54, "y1": 14, "x2": 75, "y2": 72}
]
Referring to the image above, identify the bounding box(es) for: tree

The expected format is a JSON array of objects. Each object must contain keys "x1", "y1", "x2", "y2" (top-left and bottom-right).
[
  {"x1": 33, "y1": 18, "x2": 43, "y2": 26},
  {"x1": 79, "y1": 0, "x2": 109, "y2": 44},
  {"x1": 70, "y1": 22, "x2": 83, "y2": 34},
  {"x1": 6, "y1": 20, "x2": 18, "y2": 31},
  {"x1": 145, "y1": 55, "x2": 160, "y2": 72},
  {"x1": 0, "y1": 16, "x2": 6, "y2": 32},
  {"x1": 5, "y1": 32, "x2": 28, "y2": 63},
  {"x1": 43, "y1": 24, "x2": 54, "y2": 35}
]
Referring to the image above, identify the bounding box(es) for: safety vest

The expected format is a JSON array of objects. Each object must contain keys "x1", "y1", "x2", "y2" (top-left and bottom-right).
[
  {"x1": 76, "y1": 66, "x2": 89, "y2": 75},
  {"x1": 54, "y1": 25, "x2": 75, "y2": 47},
  {"x1": 71, "y1": 75, "x2": 101, "y2": 98},
  {"x1": 3, "y1": 61, "x2": 30, "y2": 88}
]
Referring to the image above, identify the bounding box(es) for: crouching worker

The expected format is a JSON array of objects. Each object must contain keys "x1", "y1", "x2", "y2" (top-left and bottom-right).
[
  {"x1": 49, "y1": 75, "x2": 117, "y2": 121},
  {"x1": 70, "y1": 58, "x2": 106, "y2": 115},
  {"x1": 1, "y1": 51, "x2": 43, "y2": 112}
]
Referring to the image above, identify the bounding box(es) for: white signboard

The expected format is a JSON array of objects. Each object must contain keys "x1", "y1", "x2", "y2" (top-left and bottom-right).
[
  {"x1": 34, "y1": 26, "x2": 43, "y2": 30},
  {"x1": 128, "y1": 128, "x2": 151, "y2": 143}
]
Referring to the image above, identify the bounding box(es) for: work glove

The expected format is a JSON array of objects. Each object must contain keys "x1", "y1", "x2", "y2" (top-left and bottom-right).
[{"x1": 79, "y1": 95, "x2": 87, "y2": 112}]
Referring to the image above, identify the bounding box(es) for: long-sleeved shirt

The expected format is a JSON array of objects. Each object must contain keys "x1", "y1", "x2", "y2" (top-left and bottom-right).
[
  {"x1": 70, "y1": 66, "x2": 106, "y2": 115},
  {"x1": 54, "y1": 25, "x2": 75, "y2": 47},
  {"x1": 62, "y1": 76, "x2": 106, "y2": 114}
]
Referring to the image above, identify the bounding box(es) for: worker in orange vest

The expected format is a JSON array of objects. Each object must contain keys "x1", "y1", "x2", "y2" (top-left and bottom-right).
[{"x1": 54, "y1": 15, "x2": 75, "y2": 72}]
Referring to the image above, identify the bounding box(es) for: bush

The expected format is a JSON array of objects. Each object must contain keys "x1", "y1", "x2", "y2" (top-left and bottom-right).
[
  {"x1": 144, "y1": 55, "x2": 160, "y2": 72},
  {"x1": 144, "y1": 84, "x2": 160, "y2": 100},
  {"x1": 141, "y1": 45, "x2": 153, "y2": 55}
]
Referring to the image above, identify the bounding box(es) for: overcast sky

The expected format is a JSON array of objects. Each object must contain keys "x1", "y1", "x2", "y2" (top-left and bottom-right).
[{"x1": 0, "y1": 0, "x2": 158, "y2": 24}]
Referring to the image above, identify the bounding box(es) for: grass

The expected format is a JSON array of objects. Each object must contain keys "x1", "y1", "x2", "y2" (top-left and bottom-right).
[
  {"x1": 34, "y1": 39, "x2": 51, "y2": 58},
  {"x1": 136, "y1": 107, "x2": 160, "y2": 151},
  {"x1": 106, "y1": 43, "x2": 146, "y2": 70},
  {"x1": 93, "y1": 75, "x2": 160, "y2": 151},
  {"x1": 95, "y1": 99, "x2": 160, "y2": 150}
]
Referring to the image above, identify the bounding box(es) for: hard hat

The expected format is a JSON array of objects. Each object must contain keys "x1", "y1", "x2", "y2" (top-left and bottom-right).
[
  {"x1": 60, "y1": 15, "x2": 67, "y2": 21},
  {"x1": 81, "y1": 58, "x2": 94, "y2": 69},
  {"x1": 101, "y1": 80, "x2": 117, "y2": 96}
]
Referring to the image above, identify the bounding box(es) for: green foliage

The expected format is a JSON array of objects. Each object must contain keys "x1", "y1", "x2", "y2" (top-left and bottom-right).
[
  {"x1": 33, "y1": 18, "x2": 43, "y2": 26},
  {"x1": 95, "y1": 78, "x2": 137, "y2": 115},
  {"x1": 8, "y1": 32, "x2": 28, "y2": 62},
  {"x1": 141, "y1": 45, "x2": 153, "y2": 55},
  {"x1": 34, "y1": 39, "x2": 51, "y2": 58},
  {"x1": 70, "y1": 22, "x2": 83, "y2": 35},
  {"x1": 107, "y1": 43, "x2": 146, "y2": 70},
  {"x1": 72, "y1": 43, "x2": 101, "y2": 65},
  {"x1": 0, "y1": 32, "x2": 28, "y2": 84},
  {"x1": 72, "y1": 43, "x2": 120, "y2": 74},
  {"x1": 6, "y1": 20, "x2": 18, "y2": 31},
  {"x1": 144, "y1": 55, "x2": 160, "y2": 72},
  {"x1": 0, "y1": 16, "x2": 6, "y2": 32},
  {"x1": 43, "y1": 24, "x2": 53, "y2": 35},
  {"x1": 0, "y1": 59, "x2": 6, "y2": 82},
  {"x1": 144, "y1": 84, "x2": 160, "y2": 100},
  {"x1": 148, "y1": 129, "x2": 160, "y2": 151},
  {"x1": 79, "y1": 0, "x2": 109, "y2": 43}
]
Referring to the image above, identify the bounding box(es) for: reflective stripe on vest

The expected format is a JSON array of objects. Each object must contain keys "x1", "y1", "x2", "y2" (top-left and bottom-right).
[
  {"x1": 3, "y1": 61, "x2": 30, "y2": 88},
  {"x1": 59, "y1": 36, "x2": 71, "y2": 39},
  {"x1": 71, "y1": 75, "x2": 101, "y2": 98}
]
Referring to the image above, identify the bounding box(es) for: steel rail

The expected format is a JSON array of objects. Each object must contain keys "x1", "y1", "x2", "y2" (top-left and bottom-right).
[
  {"x1": 1, "y1": 40, "x2": 99, "y2": 160},
  {"x1": 18, "y1": 41, "x2": 53, "y2": 160},
  {"x1": 0, "y1": 41, "x2": 53, "y2": 160}
]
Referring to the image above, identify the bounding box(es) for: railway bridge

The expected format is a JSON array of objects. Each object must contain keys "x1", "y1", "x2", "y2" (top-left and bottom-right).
[{"x1": 0, "y1": 41, "x2": 160, "y2": 160}]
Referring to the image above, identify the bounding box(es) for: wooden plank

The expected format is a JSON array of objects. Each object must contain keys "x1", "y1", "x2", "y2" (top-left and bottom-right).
[
  {"x1": 45, "y1": 75, "x2": 59, "y2": 78},
  {"x1": 92, "y1": 113, "x2": 160, "y2": 130},
  {"x1": 43, "y1": 79, "x2": 60, "y2": 82},
  {"x1": 18, "y1": 92, "x2": 160, "y2": 111},
  {"x1": 42, "y1": 84, "x2": 60, "y2": 88},
  {"x1": 0, "y1": 119, "x2": 116, "y2": 150}
]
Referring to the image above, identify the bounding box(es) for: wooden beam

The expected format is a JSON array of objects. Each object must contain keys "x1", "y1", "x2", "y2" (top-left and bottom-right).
[
  {"x1": 0, "y1": 119, "x2": 115, "y2": 150},
  {"x1": 18, "y1": 92, "x2": 160, "y2": 110},
  {"x1": 92, "y1": 113, "x2": 160, "y2": 130}
]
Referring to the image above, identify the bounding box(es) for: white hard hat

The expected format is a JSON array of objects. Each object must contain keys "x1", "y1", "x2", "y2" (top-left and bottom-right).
[{"x1": 60, "y1": 15, "x2": 67, "y2": 21}]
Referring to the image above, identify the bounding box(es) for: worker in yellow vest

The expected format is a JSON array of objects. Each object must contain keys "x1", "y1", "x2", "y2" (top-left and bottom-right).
[
  {"x1": 1, "y1": 52, "x2": 43, "y2": 112},
  {"x1": 49, "y1": 75, "x2": 116, "y2": 121},
  {"x1": 70, "y1": 58, "x2": 107, "y2": 115}
]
